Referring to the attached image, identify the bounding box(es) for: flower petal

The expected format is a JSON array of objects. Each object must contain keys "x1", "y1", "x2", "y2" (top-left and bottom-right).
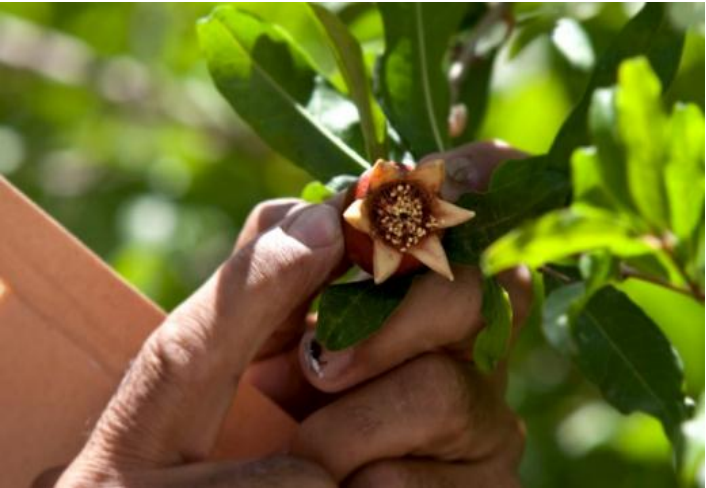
[
  {"x1": 434, "y1": 199, "x2": 476, "y2": 228},
  {"x1": 373, "y1": 240, "x2": 403, "y2": 284},
  {"x1": 369, "y1": 159, "x2": 403, "y2": 191},
  {"x1": 409, "y1": 234, "x2": 454, "y2": 281},
  {"x1": 343, "y1": 199, "x2": 372, "y2": 234},
  {"x1": 408, "y1": 159, "x2": 445, "y2": 193}
]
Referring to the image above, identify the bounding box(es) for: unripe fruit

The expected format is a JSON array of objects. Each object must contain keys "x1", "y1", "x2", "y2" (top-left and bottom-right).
[{"x1": 341, "y1": 159, "x2": 476, "y2": 284}]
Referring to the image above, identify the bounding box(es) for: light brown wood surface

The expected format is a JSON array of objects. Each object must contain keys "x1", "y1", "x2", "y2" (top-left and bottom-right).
[{"x1": 0, "y1": 177, "x2": 296, "y2": 488}]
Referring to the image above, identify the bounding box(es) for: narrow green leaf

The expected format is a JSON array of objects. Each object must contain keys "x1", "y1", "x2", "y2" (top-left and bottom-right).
[
  {"x1": 198, "y1": 7, "x2": 368, "y2": 182},
  {"x1": 571, "y1": 146, "x2": 622, "y2": 211},
  {"x1": 316, "y1": 276, "x2": 414, "y2": 351},
  {"x1": 574, "y1": 286, "x2": 688, "y2": 439},
  {"x1": 308, "y1": 5, "x2": 387, "y2": 160},
  {"x1": 474, "y1": 277, "x2": 513, "y2": 373},
  {"x1": 377, "y1": 3, "x2": 468, "y2": 157},
  {"x1": 665, "y1": 103, "x2": 705, "y2": 258},
  {"x1": 585, "y1": 89, "x2": 635, "y2": 212},
  {"x1": 616, "y1": 57, "x2": 669, "y2": 230},
  {"x1": 482, "y1": 205, "x2": 657, "y2": 275}
]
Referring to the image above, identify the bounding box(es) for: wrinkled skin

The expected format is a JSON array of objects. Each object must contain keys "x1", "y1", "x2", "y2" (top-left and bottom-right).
[{"x1": 37, "y1": 142, "x2": 530, "y2": 488}]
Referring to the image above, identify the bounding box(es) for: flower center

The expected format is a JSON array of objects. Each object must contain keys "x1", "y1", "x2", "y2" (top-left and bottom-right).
[{"x1": 368, "y1": 181, "x2": 437, "y2": 252}]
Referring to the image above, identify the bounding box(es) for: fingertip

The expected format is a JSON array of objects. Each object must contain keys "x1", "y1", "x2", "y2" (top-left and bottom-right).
[{"x1": 298, "y1": 330, "x2": 355, "y2": 393}]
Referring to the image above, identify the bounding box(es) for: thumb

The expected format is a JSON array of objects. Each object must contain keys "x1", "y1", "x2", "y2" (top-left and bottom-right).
[{"x1": 81, "y1": 204, "x2": 343, "y2": 467}]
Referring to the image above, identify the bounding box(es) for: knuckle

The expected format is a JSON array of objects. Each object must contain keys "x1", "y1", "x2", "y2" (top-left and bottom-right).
[
  {"x1": 340, "y1": 403, "x2": 384, "y2": 439},
  {"x1": 403, "y1": 355, "x2": 474, "y2": 432}
]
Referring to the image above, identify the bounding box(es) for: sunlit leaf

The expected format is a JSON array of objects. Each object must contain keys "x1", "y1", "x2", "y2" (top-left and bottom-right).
[
  {"x1": 481, "y1": 205, "x2": 657, "y2": 275},
  {"x1": 309, "y1": 4, "x2": 387, "y2": 160},
  {"x1": 446, "y1": 3, "x2": 685, "y2": 266},
  {"x1": 552, "y1": 18, "x2": 595, "y2": 71},
  {"x1": 665, "y1": 103, "x2": 705, "y2": 264},
  {"x1": 616, "y1": 57, "x2": 669, "y2": 230},
  {"x1": 198, "y1": 7, "x2": 369, "y2": 181}
]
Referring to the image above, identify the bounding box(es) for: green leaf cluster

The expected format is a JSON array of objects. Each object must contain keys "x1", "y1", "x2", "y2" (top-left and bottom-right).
[{"x1": 198, "y1": 2, "x2": 703, "y2": 472}]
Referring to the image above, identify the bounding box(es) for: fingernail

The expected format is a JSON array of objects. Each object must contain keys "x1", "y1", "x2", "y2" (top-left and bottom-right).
[
  {"x1": 300, "y1": 330, "x2": 354, "y2": 380},
  {"x1": 285, "y1": 205, "x2": 341, "y2": 248}
]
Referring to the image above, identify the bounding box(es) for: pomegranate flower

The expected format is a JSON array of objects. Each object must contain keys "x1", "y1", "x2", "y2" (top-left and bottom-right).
[{"x1": 342, "y1": 159, "x2": 475, "y2": 284}]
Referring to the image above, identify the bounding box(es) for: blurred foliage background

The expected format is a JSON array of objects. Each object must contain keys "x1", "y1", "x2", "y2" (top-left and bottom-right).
[{"x1": 0, "y1": 3, "x2": 703, "y2": 487}]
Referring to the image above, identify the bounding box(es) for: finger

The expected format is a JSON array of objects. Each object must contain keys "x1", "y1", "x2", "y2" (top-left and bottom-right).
[
  {"x1": 234, "y1": 198, "x2": 302, "y2": 251},
  {"x1": 58, "y1": 456, "x2": 336, "y2": 488},
  {"x1": 300, "y1": 266, "x2": 532, "y2": 393},
  {"x1": 346, "y1": 459, "x2": 522, "y2": 488},
  {"x1": 237, "y1": 196, "x2": 347, "y2": 360},
  {"x1": 292, "y1": 354, "x2": 520, "y2": 481},
  {"x1": 84, "y1": 204, "x2": 343, "y2": 467},
  {"x1": 420, "y1": 140, "x2": 527, "y2": 200}
]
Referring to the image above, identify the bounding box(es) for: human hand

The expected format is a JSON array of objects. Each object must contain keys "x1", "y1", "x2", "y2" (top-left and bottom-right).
[
  {"x1": 49, "y1": 201, "x2": 346, "y2": 487},
  {"x1": 292, "y1": 141, "x2": 531, "y2": 486}
]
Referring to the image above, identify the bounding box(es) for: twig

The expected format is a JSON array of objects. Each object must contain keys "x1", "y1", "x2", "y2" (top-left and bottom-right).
[
  {"x1": 449, "y1": 3, "x2": 514, "y2": 104},
  {"x1": 620, "y1": 264, "x2": 705, "y2": 303},
  {"x1": 539, "y1": 265, "x2": 573, "y2": 284}
]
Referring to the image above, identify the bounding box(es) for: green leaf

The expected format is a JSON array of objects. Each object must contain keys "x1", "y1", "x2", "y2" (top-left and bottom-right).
[
  {"x1": 198, "y1": 7, "x2": 369, "y2": 182},
  {"x1": 548, "y1": 2, "x2": 684, "y2": 165},
  {"x1": 665, "y1": 103, "x2": 705, "y2": 261},
  {"x1": 446, "y1": 3, "x2": 684, "y2": 266},
  {"x1": 234, "y1": 3, "x2": 345, "y2": 92},
  {"x1": 309, "y1": 4, "x2": 387, "y2": 161},
  {"x1": 574, "y1": 286, "x2": 687, "y2": 440},
  {"x1": 316, "y1": 276, "x2": 414, "y2": 351},
  {"x1": 377, "y1": 3, "x2": 468, "y2": 157},
  {"x1": 551, "y1": 18, "x2": 595, "y2": 71},
  {"x1": 571, "y1": 146, "x2": 623, "y2": 211},
  {"x1": 481, "y1": 205, "x2": 657, "y2": 275},
  {"x1": 616, "y1": 57, "x2": 669, "y2": 230},
  {"x1": 300, "y1": 181, "x2": 333, "y2": 204},
  {"x1": 618, "y1": 278, "x2": 705, "y2": 398},
  {"x1": 474, "y1": 277, "x2": 513, "y2": 373},
  {"x1": 584, "y1": 89, "x2": 634, "y2": 212},
  {"x1": 445, "y1": 155, "x2": 570, "y2": 265},
  {"x1": 542, "y1": 282, "x2": 585, "y2": 353},
  {"x1": 306, "y1": 82, "x2": 367, "y2": 156},
  {"x1": 579, "y1": 250, "x2": 620, "y2": 296}
]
